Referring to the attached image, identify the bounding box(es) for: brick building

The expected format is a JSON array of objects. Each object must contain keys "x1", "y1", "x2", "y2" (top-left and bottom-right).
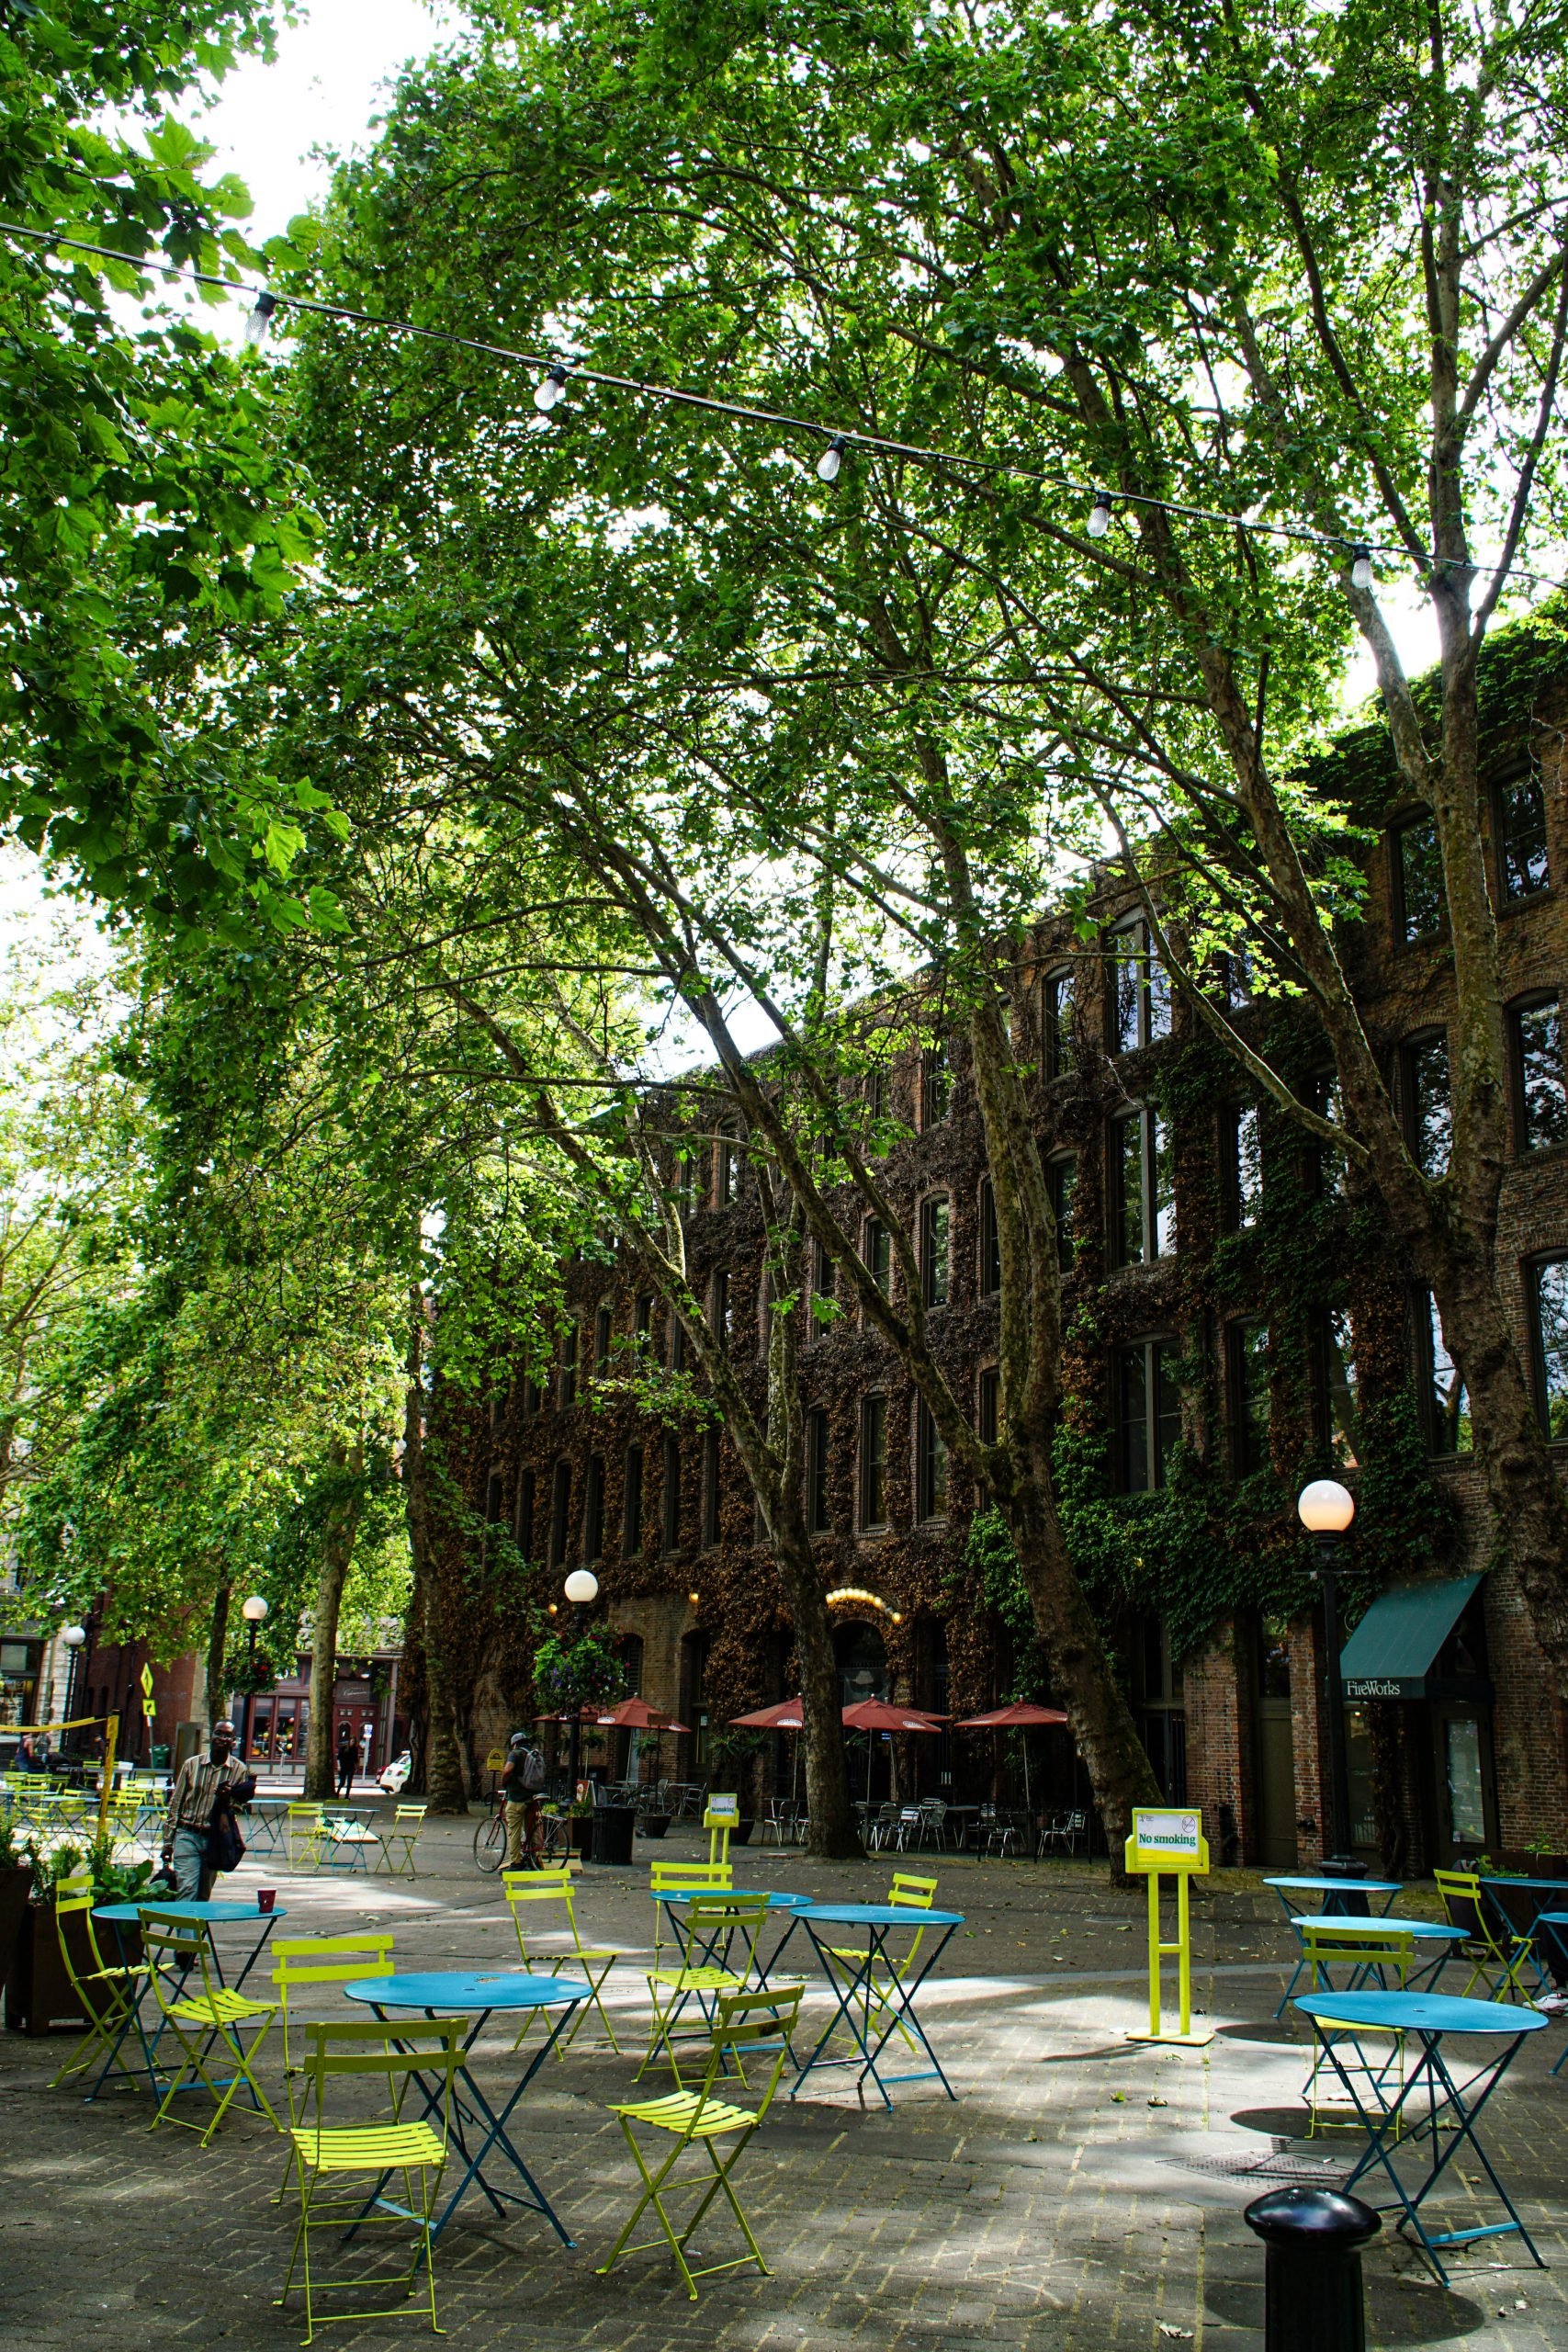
[{"x1": 465, "y1": 656, "x2": 1568, "y2": 1872}]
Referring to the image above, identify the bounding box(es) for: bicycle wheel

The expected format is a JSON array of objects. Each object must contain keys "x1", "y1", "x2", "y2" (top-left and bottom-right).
[{"x1": 473, "y1": 1808, "x2": 506, "y2": 1873}]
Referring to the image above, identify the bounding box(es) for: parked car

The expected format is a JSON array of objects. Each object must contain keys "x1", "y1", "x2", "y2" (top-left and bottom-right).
[{"x1": 378, "y1": 1749, "x2": 412, "y2": 1796}]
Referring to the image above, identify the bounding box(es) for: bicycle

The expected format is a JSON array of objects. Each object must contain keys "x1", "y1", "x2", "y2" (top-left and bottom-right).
[{"x1": 472, "y1": 1790, "x2": 571, "y2": 1872}]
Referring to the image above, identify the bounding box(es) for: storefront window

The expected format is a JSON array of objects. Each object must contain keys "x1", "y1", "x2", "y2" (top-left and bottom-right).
[{"x1": 1446, "y1": 1718, "x2": 1487, "y2": 1845}]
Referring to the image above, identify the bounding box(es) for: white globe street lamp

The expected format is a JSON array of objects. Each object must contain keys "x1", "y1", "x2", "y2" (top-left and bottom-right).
[
  {"x1": 239, "y1": 1594, "x2": 271, "y2": 1764},
  {"x1": 563, "y1": 1570, "x2": 601, "y2": 1805},
  {"x1": 1297, "y1": 1478, "x2": 1359, "y2": 1873}
]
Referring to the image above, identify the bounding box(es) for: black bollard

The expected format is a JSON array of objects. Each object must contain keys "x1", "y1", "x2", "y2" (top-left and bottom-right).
[{"x1": 1244, "y1": 2187, "x2": 1382, "y2": 2352}]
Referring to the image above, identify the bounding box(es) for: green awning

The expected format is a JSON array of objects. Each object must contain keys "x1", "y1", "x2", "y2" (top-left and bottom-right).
[{"x1": 1340, "y1": 1574, "x2": 1483, "y2": 1700}]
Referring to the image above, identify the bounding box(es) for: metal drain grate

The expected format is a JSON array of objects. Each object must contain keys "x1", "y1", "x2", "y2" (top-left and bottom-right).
[{"x1": 1172, "y1": 2148, "x2": 1350, "y2": 2183}]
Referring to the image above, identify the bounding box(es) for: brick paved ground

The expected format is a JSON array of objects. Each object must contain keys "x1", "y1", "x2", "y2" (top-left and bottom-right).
[{"x1": 3, "y1": 1816, "x2": 1564, "y2": 2351}]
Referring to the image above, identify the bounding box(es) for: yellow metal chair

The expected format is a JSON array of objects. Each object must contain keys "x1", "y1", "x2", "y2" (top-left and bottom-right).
[
  {"x1": 639, "y1": 1896, "x2": 768, "y2": 2085},
  {"x1": 376, "y1": 1805, "x2": 427, "y2": 1879},
  {"x1": 49, "y1": 1877, "x2": 152, "y2": 2098},
  {"x1": 140, "y1": 1906, "x2": 282, "y2": 2146},
  {"x1": 819, "y1": 1871, "x2": 936, "y2": 2057},
  {"x1": 502, "y1": 1867, "x2": 625, "y2": 2053},
  {"x1": 272, "y1": 1932, "x2": 398, "y2": 2182},
  {"x1": 1299, "y1": 1921, "x2": 1415, "y2": 2136},
  {"x1": 1434, "y1": 1868, "x2": 1533, "y2": 2001},
  {"x1": 276, "y1": 2017, "x2": 464, "y2": 2347},
  {"x1": 602, "y1": 1982, "x2": 804, "y2": 2301},
  {"x1": 649, "y1": 1857, "x2": 733, "y2": 1965},
  {"x1": 288, "y1": 1804, "x2": 329, "y2": 1872}
]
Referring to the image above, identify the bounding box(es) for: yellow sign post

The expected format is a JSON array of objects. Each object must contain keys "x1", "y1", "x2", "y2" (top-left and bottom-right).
[
  {"x1": 140, "y1": 1664, "x2": 155, "y2": 1702},
  {"x1": 1123, "y1": 1806, "x2": 1213, "y2": 2048},
  {"x1": 704, "y1": 1792, "x2": 739, "y2": 1871}
]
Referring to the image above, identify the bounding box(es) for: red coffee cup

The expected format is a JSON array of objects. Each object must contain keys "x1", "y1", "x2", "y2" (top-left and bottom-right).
[{"x1": 257, "y1": 1889, "x2": 276, "y2": 1915}]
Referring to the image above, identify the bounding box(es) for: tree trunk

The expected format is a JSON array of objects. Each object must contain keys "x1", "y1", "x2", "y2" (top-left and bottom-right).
[
  {"x1": 199, "y1": 1583, "x2": 230, "y2": 1740},
  {"x1": 773, "y1": 1522, "x2": 861, "y2": 1859},
  {"x1": 303, "y1": 1440, "x2": 365, "y2": 1802},
  {"x1": 403, "y1": 1291, "x2": 468, "y2": 1814},
  {"x1": 1008, "y1": 1487, "x2": 1160, "y2": 1869},
  {"x1": 1431, "y1": 1249, "x2": 1568, "y2": 1687}
]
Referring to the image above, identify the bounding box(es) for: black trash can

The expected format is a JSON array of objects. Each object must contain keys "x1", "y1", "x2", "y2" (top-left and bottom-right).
[{"x1": 592, "y1": 1805, "x2": 637, "y2": 1866}]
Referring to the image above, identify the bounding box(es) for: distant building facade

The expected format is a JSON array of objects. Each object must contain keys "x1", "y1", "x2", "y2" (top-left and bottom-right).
[{"x1": 461, "y1": 663, "x2": 1568, "y2": 1869}]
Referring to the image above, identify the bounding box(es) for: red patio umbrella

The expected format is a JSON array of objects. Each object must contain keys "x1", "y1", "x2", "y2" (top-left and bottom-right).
[
  {"x1": 954, "y1": 1701, "x2": 1071, "y2": 1813},
  {"x1": 595, "y1": 1695, "x2": 690, "y2": 1793},
  {"x1": 840, "y1": 1696, "x2": 944, "y2": 1804},
  {"x1": 729, "y1": 1698, "x2": 805, "y2": 1731},
  {"x1": 729, "y1": 1696, "x2": 946, "y2": 1804},
  {"x1": 595, "y1": 1697, "x2": 691, "y2": 1732}
]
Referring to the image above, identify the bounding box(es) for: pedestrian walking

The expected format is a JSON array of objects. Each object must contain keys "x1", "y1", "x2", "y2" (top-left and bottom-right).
[{"x1": 159, "y1": 1721, "x2": 255, "y2": 1900}]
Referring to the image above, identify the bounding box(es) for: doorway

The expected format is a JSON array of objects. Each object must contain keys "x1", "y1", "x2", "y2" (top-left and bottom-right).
[
  {"x1": 834, "y1": 1619, "x2": 889, "y2": 1803},
  {"x1": 1252, "y1": 1614, "x2": 1297, "y2": 1869}
]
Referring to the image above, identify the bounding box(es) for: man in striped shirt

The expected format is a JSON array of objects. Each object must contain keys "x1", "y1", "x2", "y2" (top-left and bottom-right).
[{"x1": 160, "y1": 1721, "x2": 255, "y2": 1900}]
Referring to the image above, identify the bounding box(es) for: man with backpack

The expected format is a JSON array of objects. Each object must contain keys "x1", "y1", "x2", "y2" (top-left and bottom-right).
[{"x1": 502, "y1": 1729, "x2": 547, "y2": 1869}]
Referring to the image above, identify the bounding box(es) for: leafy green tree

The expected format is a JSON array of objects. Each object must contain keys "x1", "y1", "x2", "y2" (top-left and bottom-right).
[
  {"x1": 0, "y1": 0, "x2": 334, "y2": 940},
  {"x1": 285, "y1": 0, "x2": 1568, "y2": 1729}
]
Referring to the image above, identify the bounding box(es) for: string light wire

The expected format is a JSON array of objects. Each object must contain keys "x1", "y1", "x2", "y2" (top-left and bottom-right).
[{"x1": 6, "y1": 220, "x2": 1565, "y2": 593}]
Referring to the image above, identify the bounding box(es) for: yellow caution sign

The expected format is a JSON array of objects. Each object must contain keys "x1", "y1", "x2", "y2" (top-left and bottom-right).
[
  {"x1": 1123, "y1": 1806, "x2": 1213, "y2": 2048},
  {"x1": 140, "y1": 1664, "x2": 155, "y2": 1701},
  {"x1": 485, "y1": 1747, "x2": 506, "y2": 1775}
]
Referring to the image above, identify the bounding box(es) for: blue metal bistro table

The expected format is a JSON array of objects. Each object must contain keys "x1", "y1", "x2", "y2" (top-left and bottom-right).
[
  {"x1": 1266, "y1": 1878, "x2": 1404, "y2": 2015},
  {"x1": 345, "y1": 1970, "x2": 588, "y2": 2244},
  {"x1": 1295, "y1": 1990, "x2": 1546, "y2": 2284},
  {"x1": 790, "y1": 1902, "x2": 964, "y2": 2109},
  {"x1": 649, "y1": 1887, "x2": 811, "y2": 1984}
]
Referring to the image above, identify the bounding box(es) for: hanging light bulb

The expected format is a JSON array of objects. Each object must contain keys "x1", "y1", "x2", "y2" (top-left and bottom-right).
[
  {"x1": 533, "y1": 363, "x2": 569, "y2": 413},
  {"x1": 1349, "y1": 544, "x2": 1373, "y2": 591},
  {"x1": 1087, "y1": 490, "x2": 1112, "y2": 539},
  {"x1": 816, "y1": 434, "x2": 847, "y2": 484},
  {"x1": 243, "y1": 290, "x2": 276, "y2": 348}
]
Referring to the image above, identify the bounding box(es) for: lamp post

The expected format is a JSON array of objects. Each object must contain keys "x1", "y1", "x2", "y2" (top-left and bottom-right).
[
  {"x1": 562, "y1": 1567, "x2": 599, "y2": 1805},
  {"x1": 61, "y1": 1623, "x2": 86, "y2": 1754},
  {"x1": 240, "y1": 1595, "x2": 269, "y2": 1766},
  {"x1": 1297, "y1": 1478, "x2": 1359, "y2": 1875}
]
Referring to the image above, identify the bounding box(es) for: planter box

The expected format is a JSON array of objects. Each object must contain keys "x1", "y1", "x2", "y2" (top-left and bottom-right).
[
  {"x1": 1491, "y1": 1850, "x2": 1568, "y2": 1880},
  {"x1": 570, "y1": 1816, "x2": 594, "y2": 1858},
  {"x1": 0, "y1": 1865, "x2": 33, "y2": 1991},
  {"x1": 5, "y1": 1899, "x2": 143, "y2": 2039}
]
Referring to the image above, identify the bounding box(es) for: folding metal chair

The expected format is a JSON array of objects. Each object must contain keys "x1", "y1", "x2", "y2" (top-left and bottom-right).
[
  {"x1": 502, "y1": 1867, "x2": 625, "y2": 2053},
  {"x1": 639, "y1": 1897, "x2": 768, "y2": 2085},
  {"x1": 49, "y1": 1878, "x2": 153, "y2": 2099},
  {"x1": 141, "y1": 1906, "x2": 281, "y2": 2145},
  {"x1": 601, "y1": 1983, "x2": 804, "y2": 2301},
  {"x1": 288, "y1": 1805, "x2": 329, "y2": 1872},
  {"x1": 1300, "y1": 1923, "x2": 1414, "y2": 2136},
  {"x1": 276, "y1": 2018, "x2": 464, "y2": 2346},
  {"x1": 1434, "y1": 1869, "x2": 1534, "y2": 2001},
  {"x1": 273, "y1": 1934, "x2": 398, "y2": 2125},
  {"x1": 373, "y1": 1804, "x2": 426, "y2": 1879},
  {"x1": 649, "y1": 1858, "x2": 733, "y2": 1965}
]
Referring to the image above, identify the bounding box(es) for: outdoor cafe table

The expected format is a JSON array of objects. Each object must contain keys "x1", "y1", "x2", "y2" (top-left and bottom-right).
[
  {"x1": 790, "y1": 1900, "x2": 965, "y2": 2109},
  {"x1": 94, "y1": 1895, "x2": 288, "y2": 1994},
  {"x1": 1285, "y1": 1916, "x2": 1464, "y2": 2004},
  {"x1": 345, "y1": 1970, "x2": 588, "y2": 2245},
  {"x1": 240, "y1": 1795, "x2": 292, "y2": 1854},
  {"x1": 1295, "y1": 1989, "x2": 1546, "y2": 2285},
  {"x1": 1267, "y1": 1877, "x2": 1405, "y2": 2013},
  {"x1": 649, "y1": 1887, "x2": 811, "y2": 1984}
]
